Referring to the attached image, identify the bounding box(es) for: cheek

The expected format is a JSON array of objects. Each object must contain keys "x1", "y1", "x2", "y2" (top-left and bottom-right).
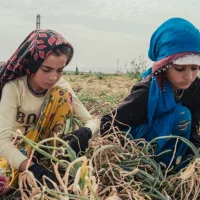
[
  {"x1": 37, "y1": 74, "x2": 45, "y2": 81},
  {"x1": 165, "y1": 71, "x2": 177, "y2": 82},
  {"x1": 33, "y1": 72, "x2": 46, "y2": 82},
  {"x1": 193, "y1": 70, "x2": 199, "y2": 78},
  {"x1": 168, "y1": 76, "x2": 178, "y2": 84}
]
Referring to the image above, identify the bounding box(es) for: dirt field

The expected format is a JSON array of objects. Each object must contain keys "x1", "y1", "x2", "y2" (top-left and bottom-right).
[{"x1": 64, "y1": 73, "x2": 137, "y2": 120}]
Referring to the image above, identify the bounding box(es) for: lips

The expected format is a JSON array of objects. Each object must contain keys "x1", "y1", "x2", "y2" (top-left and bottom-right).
[{"x1": 45, "y1": 83, "x2": 56, "y2": 87}]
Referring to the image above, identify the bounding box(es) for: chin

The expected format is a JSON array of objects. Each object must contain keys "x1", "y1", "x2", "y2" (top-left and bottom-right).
[{"x1": 179, "y1": 85, "x2": 191, "y2": 90}]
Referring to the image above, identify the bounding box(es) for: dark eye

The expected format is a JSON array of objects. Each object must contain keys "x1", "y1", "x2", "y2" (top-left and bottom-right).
[
  {"x1": 42, "y1": 69, "x2": 51, "y2": 72},
  {"x1": 174, "y1": 68, "x2": 184, "y2": 72},
  {"x1": 191, "y1": 67, "x2": 199, "y2": 71}
]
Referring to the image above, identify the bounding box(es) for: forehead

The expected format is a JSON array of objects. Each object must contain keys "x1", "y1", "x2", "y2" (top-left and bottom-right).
[{"x1": 41, "y1": 54, "x2": 68, "y2": 67}]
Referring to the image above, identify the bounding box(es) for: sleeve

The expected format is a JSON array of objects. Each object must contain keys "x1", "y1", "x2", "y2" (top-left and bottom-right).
[
  {"x1": 189, "y1": 102, "x2": 200, "y2": 148},
  {"x1": 190, "y1": 119, "x2": 200, "y2": 148},
  {"x1": 181, "y1": 78, "x2": 200, "y2": 148},
  {"x1": 0, "y1": 82, "x2": 28, "y2": 169},
  {"x1": 100, "y1": 84, "x2": 149, "y2": 135},
  {"x1": 67, "y1": 84, "x2": 99, "y2": 136}
]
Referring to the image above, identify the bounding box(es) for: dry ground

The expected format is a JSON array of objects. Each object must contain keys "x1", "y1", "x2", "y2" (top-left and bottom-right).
[{"x1": 64, "y1": 73, "x2": 137, "y2": 120}]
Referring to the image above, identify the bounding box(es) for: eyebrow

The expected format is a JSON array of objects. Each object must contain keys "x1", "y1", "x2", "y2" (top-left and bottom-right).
[
  {"x1": 174, "y1": 65, "x2": 199, "y2": 68},
  {"x1": 40, "y1": 65, "x2": 65, "y2": 69}
]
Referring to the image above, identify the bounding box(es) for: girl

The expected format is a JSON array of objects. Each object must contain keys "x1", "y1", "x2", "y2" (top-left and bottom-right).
[
  {"x1": 0, "y1": 29, "x2": 99, "y2": 194},
  {"x1": 100, "y1": 17, "x2": 200, "y2": 167}
]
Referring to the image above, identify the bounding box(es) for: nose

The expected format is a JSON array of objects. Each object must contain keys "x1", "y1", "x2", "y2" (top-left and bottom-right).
[
  {"x1": 184, "y1": 70, "x2": 193, "y2": 82},
  {"x1": 49, "y1": 75, "x2": 57, "y2": 81}
]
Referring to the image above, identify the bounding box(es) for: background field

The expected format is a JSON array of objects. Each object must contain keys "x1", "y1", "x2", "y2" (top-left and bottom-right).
[{"x1": 64, "y1": 73, "x2": 137, "y2": 121}]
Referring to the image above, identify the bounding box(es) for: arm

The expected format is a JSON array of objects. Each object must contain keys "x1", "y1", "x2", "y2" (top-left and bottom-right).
[
  {"x1": 100, "y1": 82, "x2": 149, "y2": 135},
  {"x1": 0, "y1": 82, "x2": 29, "y2": 170},
  {"x1": 190, "y1": 120, "x2": 200, "y2": 148},
  {"x1": 59, "y1": 81, "x2": 99, "y2": 155},
  {"x1": 189, "y1": 104, "x2": 200, "y2": 148},
  {"x1": 182, "y1": 77, "x2": 200, "y2": 148},
  {"x1": 67, "y1": 83, "x2": 99, "y2": 135}
]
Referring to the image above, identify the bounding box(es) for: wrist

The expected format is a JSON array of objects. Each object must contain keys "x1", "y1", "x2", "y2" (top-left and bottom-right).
[
  {"x1": 85, "y1": 127, "x2": 92, "y2": 138},
  {"x1": 19, "y1": 159, "x2": 34, "y2": 172}
]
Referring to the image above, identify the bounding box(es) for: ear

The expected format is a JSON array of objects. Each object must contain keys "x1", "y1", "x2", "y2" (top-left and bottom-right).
[{"x1": 31, "y1": 73, "x2": 35, "y2": 77}]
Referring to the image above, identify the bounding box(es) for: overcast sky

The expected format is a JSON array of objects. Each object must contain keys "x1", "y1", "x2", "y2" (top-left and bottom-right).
[{"x1": 0, "y1": 0, "x2": 200, "y2": 73}]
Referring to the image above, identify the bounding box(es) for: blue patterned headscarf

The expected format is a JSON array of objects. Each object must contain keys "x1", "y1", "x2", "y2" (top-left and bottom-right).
[{"x1": 143, "y1": 17, "x2": 200, "y2": 153}]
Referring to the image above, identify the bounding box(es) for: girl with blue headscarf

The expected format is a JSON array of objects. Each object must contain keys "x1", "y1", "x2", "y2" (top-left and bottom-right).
[{"x1": 100, "y1": 17, "x2": 200, "y2": 167}]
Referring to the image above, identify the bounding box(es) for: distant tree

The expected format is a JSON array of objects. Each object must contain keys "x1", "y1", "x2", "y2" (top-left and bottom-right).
[
  {"x1": 95, "y1": 72, "x2": 104, "y2": 80},
  {"x1": 63, "y1": 71, "x2": 67, "y2": 75},
  {"x1": 75, "y1": 66, "x2": 79, "y2": 75},
  {"x1": 127, "y1": 55, "x2": 148, "y2": 82}
]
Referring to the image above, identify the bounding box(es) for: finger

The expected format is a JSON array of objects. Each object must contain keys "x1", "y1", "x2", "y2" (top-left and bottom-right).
[{"x1": 62, "y1": 135, "x2": 73, "y2": 141}]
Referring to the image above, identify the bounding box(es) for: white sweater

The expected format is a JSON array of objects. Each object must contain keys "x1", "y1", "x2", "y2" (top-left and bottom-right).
[{"x1": 0, "y1": 76, "x2": 99, "y2": 169}]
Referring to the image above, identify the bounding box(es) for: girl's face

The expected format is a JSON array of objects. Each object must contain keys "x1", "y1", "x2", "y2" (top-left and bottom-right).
[
  {"x1": 165, "y1": 64, "x2": 199, "y2": 90},
  {"x1": 29, "y1": 53, "x2": 68, "y2": 92}
]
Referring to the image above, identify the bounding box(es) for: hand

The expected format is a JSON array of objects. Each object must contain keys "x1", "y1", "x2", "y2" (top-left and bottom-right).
[
  {"x1": 28, "y1": 163, "x2": 58, "y2": 189},
  {"x1": 62, "y1": 127, "x2": 92, "y2": 155},
  {"x1": 100, "y1": 115, "x2": 113, "y2": 135}
]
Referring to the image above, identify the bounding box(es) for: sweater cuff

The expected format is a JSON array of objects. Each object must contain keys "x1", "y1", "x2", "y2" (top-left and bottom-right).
[{"x1": 0, "y1": 147, "x2": 28, "y2": 169}]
